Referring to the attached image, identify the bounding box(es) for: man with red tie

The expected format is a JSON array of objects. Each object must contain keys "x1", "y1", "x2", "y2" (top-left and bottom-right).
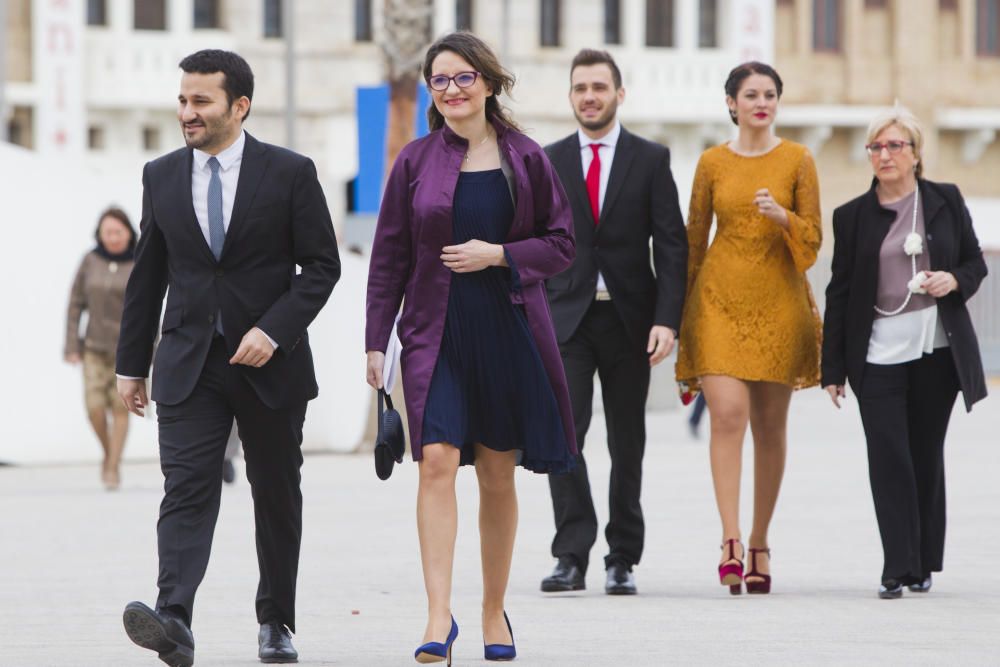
[{"x1": 541, "y1": 49, "x2": 687, "y2": 595}]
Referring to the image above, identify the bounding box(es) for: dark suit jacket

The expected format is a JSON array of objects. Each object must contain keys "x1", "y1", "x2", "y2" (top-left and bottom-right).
[
  {"x1": 116, "y1": 133, "x2": 341, "y2": 408},
  {"x1": 543, "y1": 126, "x2": 687, "y2": 350},
  {"x1": 821, "y1": 178, "x2": 987, "y2": 411}
]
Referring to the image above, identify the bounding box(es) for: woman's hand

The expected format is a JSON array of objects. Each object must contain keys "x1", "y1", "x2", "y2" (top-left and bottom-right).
[
  {"x1": 754, "y1": 188, "x2": 789, "y2": 229},
  {"x1": 366, "y1": 351, "x2": 386, "y2": 389},
  {"x1": 441, "y1": 240, "x2": 506, "y2": 273},
  {"x1": 921, "y1": 271, "x2": 958, "y2": 298},
  {"x1": 824, "y1": 384, "x2": 846, "y2": 409}
]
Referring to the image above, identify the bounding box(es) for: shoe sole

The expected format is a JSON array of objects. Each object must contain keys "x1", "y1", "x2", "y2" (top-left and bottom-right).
[
  {"x1": 122, "y1": 606, "x2": 194, "y2": 667},
  {"x1": 259, "y1": 656, "x2": 298, "y2": 664},
  {"x1": 541, "y1": 579, "x2": 585, "y2": 592},
  {"x1": 605, "y1": 587, "x2": 637, "y2": 595},
  {"x1": 878, "y1": 589, "x2": 903, "y2": 599}
]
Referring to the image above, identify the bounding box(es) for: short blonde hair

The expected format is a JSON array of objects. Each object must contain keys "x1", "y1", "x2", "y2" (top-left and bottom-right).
[{"x1": 866, "y1": 105, "x2": 924, "y2": 178}]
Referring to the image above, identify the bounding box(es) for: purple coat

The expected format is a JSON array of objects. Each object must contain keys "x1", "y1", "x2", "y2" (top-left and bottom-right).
[{"x1": 365, "y1": 118, "x2": 578, "y2": 460}]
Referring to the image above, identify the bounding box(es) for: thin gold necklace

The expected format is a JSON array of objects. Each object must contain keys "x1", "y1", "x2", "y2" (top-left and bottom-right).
[{"x1": 464, "y1": 132, "x2": 490, "y2": 163}]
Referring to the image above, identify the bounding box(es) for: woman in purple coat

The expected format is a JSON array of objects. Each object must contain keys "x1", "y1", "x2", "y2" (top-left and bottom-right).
[{"x1": 365, "y1": 32, "x2": 577, "y2": 664}]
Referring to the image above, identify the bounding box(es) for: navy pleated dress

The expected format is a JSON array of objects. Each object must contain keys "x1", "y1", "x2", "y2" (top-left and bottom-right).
[{"x1": 421, "y1": 169, "x2": 574, "y2": 474}]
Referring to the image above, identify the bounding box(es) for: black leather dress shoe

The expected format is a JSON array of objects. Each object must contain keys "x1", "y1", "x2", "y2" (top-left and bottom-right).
[
  {"x1": 258, "y1": 623, "x2": 298, "y2": 663},
  {"x1": 122, "y1": 601, "x2": 195, "y2": 667},
  {"x1": 541, "y1": 557, "x2": 586, "y2": 592},
  {"x1": 908, "y1": 574, "x2": 932, "y2": 593},
  {"x1": 605, "y1": 563, "x2": 637, "y2": 595},
  {"x1": 878, "y1": 578, "x2": 903, "y2": 599}
]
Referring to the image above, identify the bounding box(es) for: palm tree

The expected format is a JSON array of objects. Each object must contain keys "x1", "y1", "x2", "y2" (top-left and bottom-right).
[
  {"x1": 381, "y1": 0, "x2": 434, "y2": 172},
  {"x1": 358, "y1": 0, "x2": 434, "y2": 452}
]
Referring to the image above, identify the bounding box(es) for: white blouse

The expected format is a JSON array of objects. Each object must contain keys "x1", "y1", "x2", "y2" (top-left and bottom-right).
[{"x1": 867, "y1": 305, "x2": 949, "y2": 365}]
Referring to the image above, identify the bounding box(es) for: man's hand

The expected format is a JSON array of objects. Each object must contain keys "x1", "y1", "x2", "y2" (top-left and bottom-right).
[
  {"x1": 229, "y1": 327, "x2": 276, "y2": 367},
  {"x1": 824, "y1": 384, "x2": 846, "y2": 409},
  {"x1": 117, "y1": 378, "x2": 149, "y2": 417},
  {"x1": 366, "y1": 351, "x2": 386, "y2": 389},
  {"x1": 441, "y1": 240, "x2": 505, "y2": 273},
  {"x1": 647, "y1": 325, "x2": 676, "y2": 367},
  {"x1": 64, "y1": 352, "x2": 81, "y2": 365}
]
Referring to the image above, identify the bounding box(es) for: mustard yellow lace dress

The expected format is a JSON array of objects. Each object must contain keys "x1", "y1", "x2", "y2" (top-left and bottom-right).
[{"x1": 676, "y1": 140, "x2": 822, "y2": 393}]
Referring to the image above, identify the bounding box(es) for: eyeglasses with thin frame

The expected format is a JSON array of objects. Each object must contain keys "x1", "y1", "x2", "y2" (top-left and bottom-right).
[
  {"x1": 865, "y1": 140, "x2": 914, "y2": 156},
  {"x1": 427, "y1": 71, "x2": 480, "y2": 92}
]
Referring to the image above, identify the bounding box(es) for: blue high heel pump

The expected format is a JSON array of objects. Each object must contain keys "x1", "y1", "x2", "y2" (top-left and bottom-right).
[
  {"x1": 484, "y1": 611, "x2": 516, "y2": 661},
  {"x1": 414, "y1": 616, "x2": 458, "y2": 665}
]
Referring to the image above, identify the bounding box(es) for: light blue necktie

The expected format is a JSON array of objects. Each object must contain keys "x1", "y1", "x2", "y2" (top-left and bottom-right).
[{"x1": 207, "y1": 157, "x2": 225, "y2": 260}]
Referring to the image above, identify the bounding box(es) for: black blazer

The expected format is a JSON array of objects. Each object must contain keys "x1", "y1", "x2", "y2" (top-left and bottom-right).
[
  {"x1": 821, "y1": 178, "x2": 987, "y2": 411},
  {"x1": 116, "y1": 133, "x2": 341, "y2": 408},
  {"x1": 543, "y1": 127, "x2": 687, "y2": 349}
]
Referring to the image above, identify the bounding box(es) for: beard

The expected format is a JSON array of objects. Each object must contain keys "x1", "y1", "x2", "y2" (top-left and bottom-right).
[
  {"x1": 182, "y1": 110, "x2": 232, "y2": 150},
  {"x1": 573, "y1": 100, "x2": 618, "y2": 134}
]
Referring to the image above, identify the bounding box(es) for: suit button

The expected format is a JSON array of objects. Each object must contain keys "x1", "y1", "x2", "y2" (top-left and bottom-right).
[
  {"x1": 208, "y1": 314, "x2": 215, "y2": 324},
  {"x1": 215, "y1": 269, "x2": 224, "y2": 277},
  {"x1": 927, "y1": 233, "x2": 933, "y2": 240}
]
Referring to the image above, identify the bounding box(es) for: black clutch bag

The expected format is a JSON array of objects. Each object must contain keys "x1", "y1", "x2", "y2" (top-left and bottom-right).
[{"x1": 374, "y1": 388, "x2": 405, "y2": 480}]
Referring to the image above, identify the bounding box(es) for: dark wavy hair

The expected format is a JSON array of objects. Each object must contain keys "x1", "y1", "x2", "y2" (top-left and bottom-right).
[
  {"x1": 179, "y1": 49, "x2": 255, "y2": 121},
  {"x1": 724, "y1": 61, "x2": 784, "y2": 126},
  {"x1": 94, "y1": 207, "x2": 137, "y2": 251},
  {"x1": 422, "y1": 32, "x2": 519, "y2": 132}
]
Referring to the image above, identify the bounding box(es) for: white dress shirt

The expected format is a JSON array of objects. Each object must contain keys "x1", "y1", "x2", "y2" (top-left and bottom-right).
[{"x1": 578, "y1": 121, "x2": 621, "y2": 293}]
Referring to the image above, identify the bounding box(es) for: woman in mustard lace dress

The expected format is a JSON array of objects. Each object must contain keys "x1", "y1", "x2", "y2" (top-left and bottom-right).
[{"x1": 676, "y1": 62, "x2": 822, "y2": 595}]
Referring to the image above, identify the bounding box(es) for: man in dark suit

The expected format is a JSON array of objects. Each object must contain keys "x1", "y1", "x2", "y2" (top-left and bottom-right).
[
  {"x1": 541, "y1": 49, "x2": 687, "y2": 596},
  {"x1": 116, "y1": 50, "x2": 340, "y2": 665}
]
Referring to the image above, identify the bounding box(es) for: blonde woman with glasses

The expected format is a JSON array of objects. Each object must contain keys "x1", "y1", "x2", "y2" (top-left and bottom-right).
[{"x1": 821, "y1": 105, "x2": 988, "y2": 599}]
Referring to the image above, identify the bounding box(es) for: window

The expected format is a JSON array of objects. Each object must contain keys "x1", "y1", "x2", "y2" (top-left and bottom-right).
[
  {"x1": 699, "y1": 0, "x2": 718, "y2": 47},
  {"x1": 812, "y1": 0, "x2": 841, "y2": 52},
  {"x1": 605, "y1": 0, "x2": 621, "y2": 44},
  {"x1": 194, "y1": 0, "x2": 221, "y2": 29},
  {"x1": 456, "y1": 0, "x2": 473, "y2": 31},
  {"x1": 88, "y1": 126, "x2": 105, "y2": 150},
  {"x1": 978, "y1": 0, "x2": 1000, "y2": 55},
  {"x1": 143, "y1": 126, "x2": 161, "y2": 151},
  {"x1": 134, "y1": 0, "x2": 167, "y2": 30},
  {"x1": 87, "y1": 0, "x2": 107, "y2": 26},
  {"x1": 646, "y1": 0, "x2": 675, "y2": 48},
  {"x1": 355, "y1": 0, "x2": 373, "y2": 40},
  {"x1": 540, "y1": 0, "x2": 561, "y2": 47},
  {"x1": 264, "y1": 0, "x2": 283, "y2": 38}
]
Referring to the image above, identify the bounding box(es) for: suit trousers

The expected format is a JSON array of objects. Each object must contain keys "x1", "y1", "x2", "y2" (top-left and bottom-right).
[
  {"x1": 857, "y1": 347, "x2": 959, "y2": 584},
  {"x1": 548, "y1": 301, "x2": 650, "y2": 572},
  {"x1": 155, "y1": 336, "x2": 307, "y2": 631}
]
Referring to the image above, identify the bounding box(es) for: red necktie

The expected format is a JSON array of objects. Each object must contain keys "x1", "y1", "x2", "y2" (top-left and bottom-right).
[{"x1": 586, "y1": 143, "x2": 602, "y2": 225}]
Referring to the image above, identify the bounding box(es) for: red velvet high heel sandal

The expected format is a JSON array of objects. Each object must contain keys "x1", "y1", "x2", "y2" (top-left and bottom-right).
[
  {"x1": 745, "y1": 548, "x2": 772, "y2": 594},
  {"x1": 718, "y1": 539, "x2": 744, "y2": 595}
]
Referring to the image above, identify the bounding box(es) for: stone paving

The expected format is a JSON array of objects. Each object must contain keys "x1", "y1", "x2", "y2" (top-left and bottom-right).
[{"x1": 2, "y1": 387, "x2": 998, "y2": 666}]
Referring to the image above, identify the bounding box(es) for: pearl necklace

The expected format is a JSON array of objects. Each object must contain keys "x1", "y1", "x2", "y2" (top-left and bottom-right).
[
  {"x1": 464, "y1": 132, "x2": 490, "y2": 164},
  {"x1": 874, "y1": 185, "x2": 921, "y2": 317}
]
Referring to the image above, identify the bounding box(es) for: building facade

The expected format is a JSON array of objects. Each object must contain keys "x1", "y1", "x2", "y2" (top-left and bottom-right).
[{"x1": 3, "y1": 0, "x2": 771, "y2": 232}]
